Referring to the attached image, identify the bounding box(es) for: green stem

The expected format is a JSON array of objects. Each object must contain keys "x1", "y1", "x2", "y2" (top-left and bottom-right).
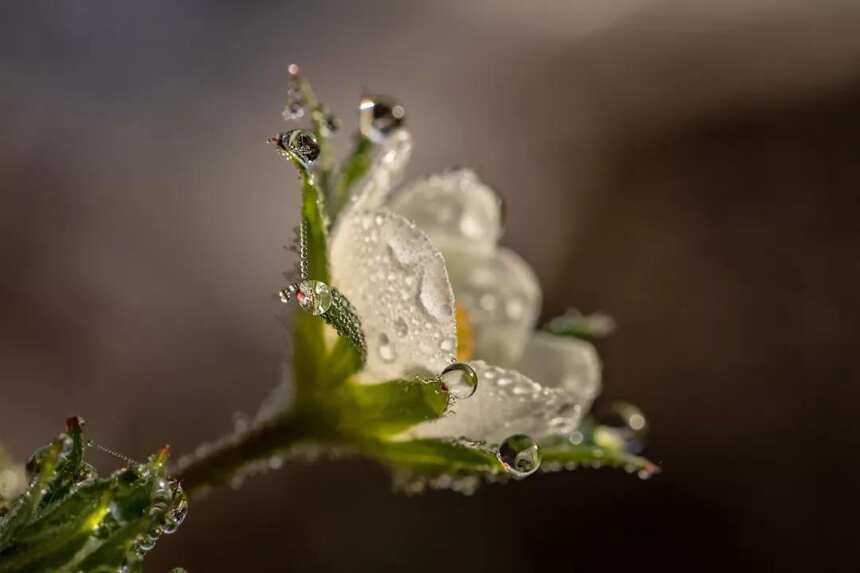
[{"x1": 174, "y1": 414, "x2": 316, "y2": 495}]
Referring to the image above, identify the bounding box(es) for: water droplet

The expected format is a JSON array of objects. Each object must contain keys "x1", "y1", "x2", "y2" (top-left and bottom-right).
[
  {"x1": 359, "y1": 95, "x2": 406, "y2": 142},
  {"x1": 377, "y1": 333, "x2": 397, "y2": 363},
  {"x1": 281, "y1": 65, "x2": 306, "y2": 121},
  {"x1": 593, "y1": 402, "x2": 648, "y2": 454},
  {"x1": 418, "y1": 266, "x2": 454, "y2": 322},
  {"x1": 439, "y1": 337, "x2": 455, "y2": 353},
  {"x1": 276, "y1": 129, "x2": 320, "y2": 167},
  {"x1": 394, "y1": 317, "x2": 409, "y2": 337},
  {"x1": 281, "y1": 280, "x2": 332, "y2": 316},
  {"x1": 497, "y1": 434, "x2": 542, "y2": 477},
  {"x1": 440, "y1": 362, "x2": 478, "y2": 399},
  {"x1": 134, "y1": 533, "x2": 157, "y2": 554}
]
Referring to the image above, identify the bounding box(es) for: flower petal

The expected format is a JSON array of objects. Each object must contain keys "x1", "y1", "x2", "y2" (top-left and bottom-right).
[
  {"x1": 445, "y1": 247, "x2": 541, "y2": 367},
  {"x1": 515, "y1": 331, "x2": 602, "y2": 414},
  {"x1": 340, "y1": 130, "x2": 413, "y2": 219},
  {"x1": 388, "y1": 168, "x2": 503, "y2": 257},
  {"x1": 330, "y1": 208, "x2": 457, "y2": 381},
  {"x1": 407, "y1": 361, "x2": 587, "y2": 444}
]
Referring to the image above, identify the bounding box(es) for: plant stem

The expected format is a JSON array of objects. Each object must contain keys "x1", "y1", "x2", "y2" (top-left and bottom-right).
[{"x1": 174, "y1": 415, "x2": 311, "y2": 495}]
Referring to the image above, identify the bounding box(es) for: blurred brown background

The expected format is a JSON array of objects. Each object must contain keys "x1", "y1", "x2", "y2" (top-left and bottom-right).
[{"x1": 1, "y1": 1, "x2": 854, "y2": 571}]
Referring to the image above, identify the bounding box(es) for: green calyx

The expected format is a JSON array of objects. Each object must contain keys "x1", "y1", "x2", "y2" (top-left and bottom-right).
[{"x1": 0, "y1": 418, "x2": 188, "y2": 573}]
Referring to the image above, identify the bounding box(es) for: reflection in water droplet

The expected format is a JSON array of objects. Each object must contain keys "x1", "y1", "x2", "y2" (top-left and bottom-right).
[
  {"x1": 497, "y1": 434, "x2": 542, "y2": 477},
  {"x1": 275, "y1": 129, "x2": 320, "y2": 169},
  {"x1": 359, "y1": 95, "x2": 406, "y2": 142},
  {"x1": 593, "y1": 402, "x2": 648, "y2": 454},
  {"x1": 281, "y1": 280, "x2": 332, "y2": 316},
  {"x1": 440, "y1": 362, "x2": 478, "y2": 399},
  {"x1": 378, "y1": 333, "x2": 397, "y2": 363}
]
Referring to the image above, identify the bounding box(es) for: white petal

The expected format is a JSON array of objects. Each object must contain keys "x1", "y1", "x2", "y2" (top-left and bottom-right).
[
  {"x1": 408, "y1": 361, "x2": 587, "y2": 443},
  {"x1": 330, "y1": 208, "x2": 457, "y2": 381},
  {"x1": 515, "y1": 331, "x2": 602, "y2": 415},
  {"x1": 446, "y1": 247, "x2": 541, "y2": 367},
  {"x1": 339, "y1": 130, "x2": 412, "y2": 222},
  {"x1": 388, "y1": 168, "x2": 503, "y2": 257}
]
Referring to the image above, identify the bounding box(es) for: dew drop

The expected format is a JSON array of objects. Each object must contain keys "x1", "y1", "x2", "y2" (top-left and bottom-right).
[
  {"x1": 377, "y1": 333, "x2": 397, "y2": 363},
  {"x1": 497, "y1": 434, "x2": 542, "y2": 477},
  {"x1": 394, "y1": 317, "x2": 409, "y2": 337},
  {"x1": 276, "y1": 129, "x2": 320, "y2": 168},
  {"x1": 593, "y1": 402, "x2": 648, "y2": 454},
  {"x1": 440, "y1": 362, "x2": 478, "y2": 399},
  {"x1": 134, "y1": 533, "x2": 157, "y2": 554},
  {"x1": 281, "y1": 280, "x2": 332, "y2": 316},
  {"x1": 359, "y1": 95, "x2": 406, "y2": 142}
]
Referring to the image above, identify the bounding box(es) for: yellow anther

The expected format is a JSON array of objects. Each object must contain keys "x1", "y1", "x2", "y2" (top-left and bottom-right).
[{"x1": 455, "y1": 302, "x2": 474, "y2": 362}]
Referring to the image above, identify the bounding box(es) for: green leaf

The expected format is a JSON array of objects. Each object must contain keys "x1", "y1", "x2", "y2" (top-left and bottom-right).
[
  {"x1": 299, "y1": 173, "x2": 330, "y2": 284},
  {"x1": 335, "y1": 379, "x2": 450, "y2": 437},
  {"x1": 292, "y1": 70, "x2": 336, "y2": 198},
  {"x1": 540, "y1": 440, "x2": 660, "y2": 478},
  {"x1": 362, "y1": 438, "x2": 502, "y2": 475},
  {"x1": 0, "y1": 420, "x2": 188, "y2": 573},
  {"x1": 291, "y1": 170, "x2": 331, "y2": 398}
]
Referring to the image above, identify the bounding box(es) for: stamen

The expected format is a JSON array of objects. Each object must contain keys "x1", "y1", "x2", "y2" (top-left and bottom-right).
[{"x1": 455, "y1": 302, "x2": 474, "y2": 362}]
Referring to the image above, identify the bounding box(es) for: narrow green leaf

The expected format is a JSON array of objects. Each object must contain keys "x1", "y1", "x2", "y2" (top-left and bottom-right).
[
  {"x1": 336, "y1": 379, "x2": 450, "y2": 437},
  {"x1": 540, "y1": 441, "x2": 660, "y2": 477},
  {"x1": 300, "y1": 172, "x2": 330, "y2": 284},
  {"x1": 291, "y1": 170, "x2": 331, "y2": 397},
  {"x1": 363, "y1": 438, "x2": 502, "y2": 475},
  {"x1": 0, "y1": 423, "x2": 188, "y2": 573}
]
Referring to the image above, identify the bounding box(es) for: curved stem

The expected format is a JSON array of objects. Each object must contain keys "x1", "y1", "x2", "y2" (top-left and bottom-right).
[{"x1": 174, "y1": 415, "x2": 311, "y2": 495}]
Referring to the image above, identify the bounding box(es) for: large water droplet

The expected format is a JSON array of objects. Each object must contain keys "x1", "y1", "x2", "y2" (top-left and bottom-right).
[
  {"x1": 418, "y1": 266, "x2": 454, "y2": 322},
  {"x1": 440, "y1": 362, "x2": 478, "y2": 399},
  {"x1": 359, "y1": 95, "x2": 406, "y2": 142},
  {"x1": 377, "y1": 333, "x2": 397, "y2": 363},
  {"x1": 281, "y1": 280, "x2": 332, "y2": 316},
  {"x1": 593, "y1": 402, "x2": 647, "y2": 454},
  {"x1": 276, "y1": 129, "x2": 320, "y2": 168},
  {"x1": 497, "y1": 434, "x2": 542, "y2": 477}
]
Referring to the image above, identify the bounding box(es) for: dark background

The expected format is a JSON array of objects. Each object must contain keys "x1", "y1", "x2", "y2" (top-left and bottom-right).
[{"x1": 1, "y1": 1, "x2": 852, "y2": 571}]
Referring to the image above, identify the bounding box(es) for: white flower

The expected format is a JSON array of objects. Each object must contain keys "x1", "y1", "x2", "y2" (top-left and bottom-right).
[{"x1": 328, "y1": 132, "x2": 601, "y2": 444}]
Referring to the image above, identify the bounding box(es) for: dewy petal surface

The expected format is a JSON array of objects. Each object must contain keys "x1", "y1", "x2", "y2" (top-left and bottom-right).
[
  {"x1": 445, "y1": 247, "x2": 541, "y2": 367},
  {"x1": 342, "y1": 130, "x2": 413, "y2": 219},
  {"x1": 330, "y1": 208, "x2": 457, "y2": 381},
  {"x1": 515, "y1": 331, "x2": 602, "y2": 416},
  {"x1": 408, "y1": 361, "x2": 587, "y2": 444},
  {"x1": 389, "y1": 168, "x2": 503, "y2": 257}
]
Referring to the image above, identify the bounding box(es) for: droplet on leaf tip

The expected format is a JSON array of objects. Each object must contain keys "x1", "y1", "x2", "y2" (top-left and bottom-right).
[
  {"x1": 359, "y1": 95, "x2": 406, "y2": 142},
  {"x1": 275, "y1": 129, "x2": 320, "y2": 167},
  {"x1": 593, "y1": 402, "x2": 648, "y2": 454}
]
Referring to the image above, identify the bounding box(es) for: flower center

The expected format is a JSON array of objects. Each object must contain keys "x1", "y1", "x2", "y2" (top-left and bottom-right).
[{"x1": 455, "y1": 302, "x2": 474, "y2": 362}]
